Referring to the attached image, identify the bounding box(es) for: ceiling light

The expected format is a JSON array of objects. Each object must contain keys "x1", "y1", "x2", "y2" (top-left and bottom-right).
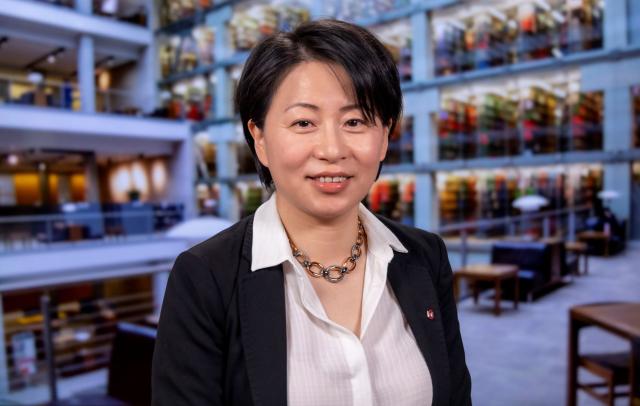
[
  {"x1": 27, "y1": 71, "x2": 43, "y2": 84},
  {"x1": 47, "y1": 54, "x2": 56, "y2": 64},
  {"x1": 7, "y1": 154, "x2": 19, "y2": 166}
]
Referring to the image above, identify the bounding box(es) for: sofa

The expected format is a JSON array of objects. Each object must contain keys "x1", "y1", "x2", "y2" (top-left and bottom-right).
[{"x1": 490, "y1": 239, "x2": 576, "y2": 301}]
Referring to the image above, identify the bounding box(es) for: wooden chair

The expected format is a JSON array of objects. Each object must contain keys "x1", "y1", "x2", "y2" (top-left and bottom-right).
[{"x1": 577, "y1": 351, "x2": 631, "y2": 405}]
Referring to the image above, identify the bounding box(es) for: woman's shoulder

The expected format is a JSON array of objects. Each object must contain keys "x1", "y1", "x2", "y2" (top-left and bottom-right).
[
  {"x1": 170, "y1": 214, "x2": 254, "y2": 289},
  {"x1": 187, "y1": 214, "x2": 253, "y2": 263}
]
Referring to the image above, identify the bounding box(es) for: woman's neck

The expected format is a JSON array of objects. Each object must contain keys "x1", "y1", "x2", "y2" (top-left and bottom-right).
[{"x1": 275, "y1": 192, "x2": 361, "y2": 265}]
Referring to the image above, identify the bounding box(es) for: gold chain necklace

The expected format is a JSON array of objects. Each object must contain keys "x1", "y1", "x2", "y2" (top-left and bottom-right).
[{"x1": 286, "y1": 217, "x2": 366, "y2": 283}]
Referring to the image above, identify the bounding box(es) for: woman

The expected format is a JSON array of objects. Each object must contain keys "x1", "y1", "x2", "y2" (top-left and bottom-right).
[{"x1": 152, "y1": 19, "x2": 471, "y2": 406}]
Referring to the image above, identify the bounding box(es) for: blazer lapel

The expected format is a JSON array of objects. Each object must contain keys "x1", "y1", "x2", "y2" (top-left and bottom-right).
[
  {"x1": 238, "y1": 216, "x2": 288, "y2": 406},
  {"x1": 387, "y1": 251, "x2": 451, "y2": 406}
]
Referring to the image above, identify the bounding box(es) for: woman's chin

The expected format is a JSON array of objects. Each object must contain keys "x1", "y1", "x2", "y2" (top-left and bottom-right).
[{"x1": 303, "y1": 198, "x2": 361, "y2": 221}]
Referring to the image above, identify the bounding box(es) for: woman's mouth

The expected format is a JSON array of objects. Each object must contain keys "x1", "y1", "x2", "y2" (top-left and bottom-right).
[{"x1": 307, "y1": 176, "x2": 353, "y2": 193}]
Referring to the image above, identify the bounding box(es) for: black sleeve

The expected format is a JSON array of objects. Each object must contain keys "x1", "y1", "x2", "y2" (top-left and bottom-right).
[
  {"x1": 151, "y1": 251, "x2": 225, "y2": 405},
  {"x1": 436, "y1": 235, "x2": 473, "y2": 405}
]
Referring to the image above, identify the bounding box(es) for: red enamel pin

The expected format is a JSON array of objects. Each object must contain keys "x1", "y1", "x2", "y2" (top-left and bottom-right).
[{"x1": 426, "y1": 308, "x2": 435, "y2": 320}]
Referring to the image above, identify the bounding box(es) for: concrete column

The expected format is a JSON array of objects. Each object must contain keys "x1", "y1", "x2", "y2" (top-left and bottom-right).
[
  {"x1": 631, "y1": 0, "x2": 640, "y2": 45},
  {"x1": 410, "y1": 88, "x2": 440, "y2": 231},
  {"x1": 604, "y1": 85, "x2": 633, "y2": 151},
  {"x1": 145, "y1": 0, "x2": 157, "y2": 30},
  {"x1": 603, "y1": 85, "x2": 633, "y2": 221},
  {"x1": 410, "y1": 8, "x2": 433, "y2": 81},
  {"x1": 0, "y1": 294, "x2": 9, "y2": 395},
  {"x1": 169, "y1": 138, "x2": 196, "y2": 219},
  {"x1": 139, "y1": 0, "x2": 158, "y2": 113},
  {"x1": 603, "y1": 163, "x2": 632, "y2": 220},
  {"x1": 74, "y1": 0, "x2": 92, "y2": 14},
  {"x1": 604, "y1": 0, "x2": 628, "y2": 49},
  {"x1": 78, "y1": 35, "x2": 95, "y2": 113},
  {"x1": 138, "y1": 45, "x2": 158, "y2": 114},
  {"x1": 214, "y1": 68, "x2": 232, "y2": 119},
  {"x1": 414, "y1": 174, "x2": 438, "y2": 231},
  {"x1": 58, "y1": 175, "x2": 71, "y2": 204},
  {"x1": 84, "y1": 153, "x2": 100, "y2": 203},
  {"x1": 38, "y1": 166, "x2": 50, "y2": 206},
  {"x1": 215, "y1": 135, "x2": 239, "y2": 221},
  {"x1": 308, "y1": 0, "x2": 327, "y2": 19},
  {"x1": 208, "y1": 4, "x2": 233, "y2": 60},
  {"x1": 205, "y1": 3, "x2": 234, "y2": 118}
]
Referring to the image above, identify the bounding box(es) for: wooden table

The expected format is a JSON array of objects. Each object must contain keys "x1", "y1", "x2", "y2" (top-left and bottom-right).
[
  {"x1": 577, "y1": 230, "x2": 611, "y2": 257},
  {"x1": 454, "y1": 264, "x2": 519, "y2": 316},
  {"x1": 568, "y1": 303, "x2": 640, "y2": 406},
  {"x1": 566, "y1": 241, "x2": 589, "y2": 275}
]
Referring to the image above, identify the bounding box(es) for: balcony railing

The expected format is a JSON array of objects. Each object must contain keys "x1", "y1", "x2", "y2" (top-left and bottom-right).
[
  {"x1": 0, "y1": 76, "x2": 80, "y2": 110},
  {"x1": 0, "y1": 202, "x2": 184, "y2": 253},
  {"x1": 438, "y1": 205, "x2": 593, "y2": 267},
  {"x1": 0, "y1": 76, "x2": 162, "y2": 117},
  {"x1": 1, "y1": 271, "x2": 164, "y2": 403},
  {"x1": 34, "y1": 0, "x2": 148, "y2": 27}
]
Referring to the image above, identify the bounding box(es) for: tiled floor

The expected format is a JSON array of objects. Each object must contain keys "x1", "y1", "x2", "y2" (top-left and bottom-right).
[{"x1": 459, "y1": 242, "x2": 640, "y2": 406}]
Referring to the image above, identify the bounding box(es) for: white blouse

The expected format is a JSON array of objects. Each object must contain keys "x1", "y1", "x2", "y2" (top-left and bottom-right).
[{"x1": 251, "y1": 192, "x2": 433, "y2": 406}]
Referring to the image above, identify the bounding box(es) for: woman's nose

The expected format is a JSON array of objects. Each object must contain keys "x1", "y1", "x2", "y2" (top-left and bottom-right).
[{"x1": 315, "y1": 125, "x2": 347, "y2": 161}]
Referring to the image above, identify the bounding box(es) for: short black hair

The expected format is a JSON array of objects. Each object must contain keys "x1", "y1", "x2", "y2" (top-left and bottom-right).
[{"x1": 234, "y1": 18, "x2": 403, "y2": 191}]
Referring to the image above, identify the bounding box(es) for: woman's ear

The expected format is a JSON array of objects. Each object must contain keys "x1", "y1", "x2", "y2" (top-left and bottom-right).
[{"x1": 248, "y1": 119, "x2": 270, "y2": 167}]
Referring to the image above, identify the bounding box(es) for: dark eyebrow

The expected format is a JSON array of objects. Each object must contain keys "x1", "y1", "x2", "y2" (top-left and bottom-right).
[
  {"x1": 284, "y1": 102, "x2": 318, "y2": 112},
  {"x1": 284, "y1": 103, "x2": 360, "y2": 113}
]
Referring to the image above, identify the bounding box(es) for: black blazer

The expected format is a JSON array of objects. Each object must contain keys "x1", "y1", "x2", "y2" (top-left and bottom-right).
[{"x1": 152, "y1": 213, "x2": 472, "y2": 406}]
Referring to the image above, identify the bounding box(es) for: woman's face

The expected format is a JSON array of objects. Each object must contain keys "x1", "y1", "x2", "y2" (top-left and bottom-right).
[{"x1": 248, "y1": 61, "x2": 389, "y2": 221}]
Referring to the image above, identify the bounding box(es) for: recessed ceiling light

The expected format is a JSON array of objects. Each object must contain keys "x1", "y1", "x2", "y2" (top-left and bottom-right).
[{"x1": 7, "y1": 154, "x2": 19, "y2": 166}]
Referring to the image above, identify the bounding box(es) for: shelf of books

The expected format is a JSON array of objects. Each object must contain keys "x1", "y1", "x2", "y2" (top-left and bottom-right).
[
  {"x1": 437, "y1": 164, "x2": 602, "y2": 238},
  {"x1": 431, "y1": 0, "x2": 603, "y2": 77},
  {"x1": 436, "y1": 69, "x2": 603, "y2": 160}
]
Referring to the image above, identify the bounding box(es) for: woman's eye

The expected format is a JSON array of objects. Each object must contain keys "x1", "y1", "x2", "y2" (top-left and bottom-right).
[
  {"x1": 292, "y1": 120, "x2": 312, "y2": 128},
  {"x1": 346, "y1": 119, "x2": 365, "y2": 128}
]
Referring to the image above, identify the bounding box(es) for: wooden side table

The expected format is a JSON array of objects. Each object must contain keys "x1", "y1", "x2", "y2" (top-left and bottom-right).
[
  {"x1": 566, "y1": 241, "x2": 589, "y2": 275},
  {"x1": 454, "y1": 264, "x2": 519, "y2": 316},
  {"x1": 577, "y1": 230, "x2": 611, "y2": 257},
  {"x1": 567, "y1": 302, "x2": 640, "y2": 406}
]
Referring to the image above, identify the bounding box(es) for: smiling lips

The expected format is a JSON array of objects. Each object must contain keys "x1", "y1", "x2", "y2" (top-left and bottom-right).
[
  {"x1": 307, "y1": 173, "x2": 353, "y2": 193},
  {"x1": 314, "y1": 176, "x2": 349, "y2": 183}
]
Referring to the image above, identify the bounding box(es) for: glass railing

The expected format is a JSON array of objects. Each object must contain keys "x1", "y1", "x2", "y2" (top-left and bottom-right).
[
  {"x1": 0, "y1": 77, "x2": 80, "y2": 110},
  {"x1": 35, "y1": 0, "x2": 74, "y2": 8},
  {"x1": 0, "y1": 202, "x2": 184, "y2": 253},
  {"x1": 92, "y1": 1, "x2": 148, "y2": 27},
  {"x1": 437, "y1": 205, "x2": 594, "y2": 267},
  {"x1": 0, "y1": 76, "x2": 165, "y2": 118},
  {"x1": 34, "y1": 0, "x2": 148, "y2": 27},
  {"x1": 95, "y1": 88, "x2": 156, "y2": 117}
]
